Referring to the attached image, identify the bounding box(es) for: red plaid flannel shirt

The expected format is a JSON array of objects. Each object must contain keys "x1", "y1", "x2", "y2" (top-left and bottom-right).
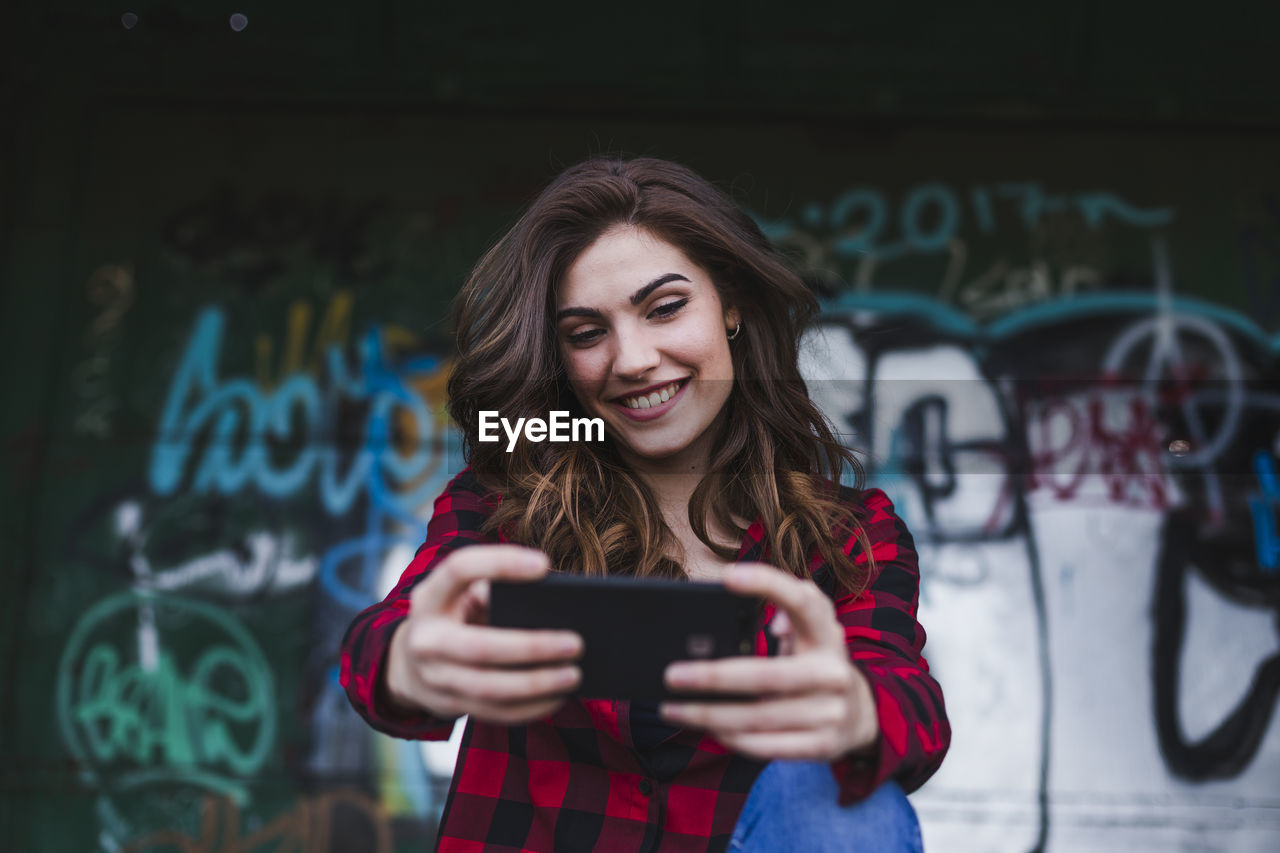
[{"x1": 341, "y1": 469, "x2": 949, "y2": 852}]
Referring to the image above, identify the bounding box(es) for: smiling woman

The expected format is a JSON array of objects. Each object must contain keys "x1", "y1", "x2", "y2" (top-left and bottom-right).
[
  {"x1": 556, "y1": 225, "x2": 738, "y2": 471},
  {"x1": 341, "y1": 156, "x2": 948, "y2": 852}
]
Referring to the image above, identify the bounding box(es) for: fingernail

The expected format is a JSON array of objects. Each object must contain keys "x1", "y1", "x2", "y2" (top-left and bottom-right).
[{"x1": 520, "y1": 550, "x2": 549, "y2": 569}]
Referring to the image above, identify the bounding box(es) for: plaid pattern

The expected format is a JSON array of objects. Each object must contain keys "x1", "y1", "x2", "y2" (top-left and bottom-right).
[{"x1": 341, "y1": 470, "x2": 949, "y2": 852}]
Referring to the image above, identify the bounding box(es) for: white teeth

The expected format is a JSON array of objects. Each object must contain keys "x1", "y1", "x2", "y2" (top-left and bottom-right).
[{"x1": 621, "y1": 381, "x2": 682, "y2": 410}]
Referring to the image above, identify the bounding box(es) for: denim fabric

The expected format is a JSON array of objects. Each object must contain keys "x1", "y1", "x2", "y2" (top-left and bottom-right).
[{"x1": 729, "y1": 761, "x2": 924, "y2": 852}]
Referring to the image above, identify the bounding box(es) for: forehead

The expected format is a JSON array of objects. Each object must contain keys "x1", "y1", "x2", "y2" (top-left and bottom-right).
[{"x1": 557, "y1": 225, "x2": 703, "y2": 306}]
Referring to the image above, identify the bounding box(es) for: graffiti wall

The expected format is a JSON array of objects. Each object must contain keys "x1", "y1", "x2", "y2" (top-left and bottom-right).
[{"x1": 4, "y1": 107, "x2": 1279, "y2": 852}]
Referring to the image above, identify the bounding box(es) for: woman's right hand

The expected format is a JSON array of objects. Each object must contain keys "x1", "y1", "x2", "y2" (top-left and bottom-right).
[{"x1": 384, "y1": 544, "x2": 583, "y2": 725}]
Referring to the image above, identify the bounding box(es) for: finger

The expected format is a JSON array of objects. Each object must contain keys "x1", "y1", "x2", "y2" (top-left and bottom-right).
[
  {"x1": 418, "y1": 687, "x2": 570, "y2": 726},
  {"x1": 660, "y1": 694, "x2": 846, "y2": 733},
  {"x1": 470, "y1": 579, "x2": 491, "y2": 610},
  {"x1": 768, "y1": 610, "x2": 795, "y2": 656},
  {"x1": 666, "y1": 654, "x2": 852, "y2": 696},
  {"x1": 427, "y1": 623, "x2": 583, "y2": 666},
  {"x1": 723, "y1": 564, "x2": 842, "y2": 650},
  {"x1": 468, "y1": 694, "x2": 572, "y2": 726},
  {"x1": 419, "y1": 660, "x2": 581, "y2": 705},
  {"x1": 461, "y1": 580, "x2": 489, "y2": 625},
  {"x1": 712, "y1": 729, "x2": 847, "y2": 762},
  {"x1": 768, "y1": 609, "x2": 791, "y2": 637},
  {"x1": 413, "y1": 546, "x2": 550, "y2": 616}
]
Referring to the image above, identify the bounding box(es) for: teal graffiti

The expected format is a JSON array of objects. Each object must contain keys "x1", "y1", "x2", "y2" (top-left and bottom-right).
[
  {"x1": 754, "y1": 181, "x2": 1174, "y2": 261},
  {"x1": 1075, "y1": 190, "x2": 1176, "y2": 229},
  {"x1": 56, "y1": 591, "x2": 275, "y2": 800},
  {"x1": 828, "y1": 188, "x2": 888, "y2": 255},
  {"x1": 900, "y1": 183, "x2": 960, "y2": 253},
  {"x1": 75, "y1": 644, "x2": 271, "y2": 774}
]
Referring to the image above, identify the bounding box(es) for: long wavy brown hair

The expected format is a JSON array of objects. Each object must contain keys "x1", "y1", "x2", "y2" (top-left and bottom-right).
[{"x1": 447, "y1": 156, "x2": 874, "y2": 593}]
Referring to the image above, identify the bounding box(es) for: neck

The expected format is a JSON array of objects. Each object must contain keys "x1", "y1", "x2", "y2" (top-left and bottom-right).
[
  {"x1": 639, "y1": 469, "x2": 704, "y2": 514},
  {"x1": 629, "y1": 456, "x2": 745, "y2": 566},
  {"x1": 620, "y1": 441, "x2": 747, "y2": 560},
  {"x1": 618, "y1": 435, "x2": 713, "y2": 510}
]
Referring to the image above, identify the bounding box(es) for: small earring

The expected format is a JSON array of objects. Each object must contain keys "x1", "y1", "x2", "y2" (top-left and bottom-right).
[{"x1": 726, "y1": 322, "x2": 742, "y2": 341}]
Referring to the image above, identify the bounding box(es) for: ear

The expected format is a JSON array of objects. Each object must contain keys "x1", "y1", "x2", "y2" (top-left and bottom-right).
[{"x1": 724, "y1": 305, "x2": 741, "y2": 332}]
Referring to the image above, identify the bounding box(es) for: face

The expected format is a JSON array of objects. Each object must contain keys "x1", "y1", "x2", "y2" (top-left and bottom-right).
[{"x1": 556, "y1": 225, "x2": 740, "y2": 474}]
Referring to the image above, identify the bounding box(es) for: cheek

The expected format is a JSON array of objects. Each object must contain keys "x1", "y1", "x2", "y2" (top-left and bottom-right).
[
  {"x1": 695, "y1": 338, "x2": 735, "y2": 380},
  {"x1": 562, "y1": 350, "x2": 607, "y2": 393}
]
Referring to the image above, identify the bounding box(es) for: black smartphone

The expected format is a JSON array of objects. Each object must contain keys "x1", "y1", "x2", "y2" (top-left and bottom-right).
[{"x1": 489, "y1": 574, "x2": 762, "y2": 701}]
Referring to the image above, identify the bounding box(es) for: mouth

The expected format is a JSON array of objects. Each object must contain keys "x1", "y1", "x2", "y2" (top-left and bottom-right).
[{"x1": 611, "y1": 378, "x2": 690, "y2": 420}]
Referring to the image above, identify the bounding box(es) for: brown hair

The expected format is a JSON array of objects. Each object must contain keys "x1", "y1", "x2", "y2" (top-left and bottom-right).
[{"x1": 447, "y1": 156, "x2": 874, "y2": 592}]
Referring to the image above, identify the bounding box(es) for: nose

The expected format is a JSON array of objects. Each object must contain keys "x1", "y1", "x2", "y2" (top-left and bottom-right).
[{"x1": 611, "y1": 325, "x2": 661, "y2": 379}]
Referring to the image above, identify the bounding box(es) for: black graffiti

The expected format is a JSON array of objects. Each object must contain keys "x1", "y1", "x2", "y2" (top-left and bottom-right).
[
  {"x1": 161, "y1": 187, "x2": 391, "y2": 292},
  {"x1": 1152, "y1": 510, "x2": 1280, "y2": 779},
  {"x1": 814, "y1": 295, "x2": 1280, "y2": 851}
]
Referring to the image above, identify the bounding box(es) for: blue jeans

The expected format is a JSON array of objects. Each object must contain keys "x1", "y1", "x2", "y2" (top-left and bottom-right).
[{"x1": 729, "y1": 762, "x2": 924, "y2": 852}]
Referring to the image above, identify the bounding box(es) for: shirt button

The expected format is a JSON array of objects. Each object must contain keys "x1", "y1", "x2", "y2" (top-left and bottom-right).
[{"x1": 639, "y1": 779, "x2": 654, "y2": 795}]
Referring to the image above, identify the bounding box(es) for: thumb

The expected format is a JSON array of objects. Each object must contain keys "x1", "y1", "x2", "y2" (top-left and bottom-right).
[
  {"x1": 411, "y1": 545, "x2": 549, "y2": 618},
  {"x1": 769, "y1": 609, "x2": 796, "y2": 655},
  {"x1": 769, "y1": 609, "x2": 792, "y2": 637}
]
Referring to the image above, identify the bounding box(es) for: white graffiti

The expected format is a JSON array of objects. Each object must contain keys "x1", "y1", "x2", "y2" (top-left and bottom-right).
[
  {"x1": 116, "y1": 501, "x2": 317, "y2": 599},
  {"x1": 800, "y1": 261, "x2": 1280, "y2": 851}
]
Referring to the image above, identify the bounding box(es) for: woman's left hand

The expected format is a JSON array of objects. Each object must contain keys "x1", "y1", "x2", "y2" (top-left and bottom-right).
[{"x1": 660, "y1": 563, "x2": 880, "y2": 762}]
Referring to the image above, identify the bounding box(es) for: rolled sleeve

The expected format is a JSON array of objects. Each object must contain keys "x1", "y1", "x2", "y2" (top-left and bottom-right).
[{"x1": 828, "y1": 488, "x2": 950, "y2": 804}]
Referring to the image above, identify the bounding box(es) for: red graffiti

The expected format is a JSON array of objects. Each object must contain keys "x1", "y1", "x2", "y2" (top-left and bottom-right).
[
  {"x1": 121, "y1": 790, "x2": 392, "y2": 853},
  {"x1": 1024, "y1": 389, "x2": 1172, "y2": 509}
]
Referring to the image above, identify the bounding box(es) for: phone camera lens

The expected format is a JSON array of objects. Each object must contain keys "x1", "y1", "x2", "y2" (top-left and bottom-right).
[{"x1": 686, "y1": 634, "x2": 714, "y2": 658}]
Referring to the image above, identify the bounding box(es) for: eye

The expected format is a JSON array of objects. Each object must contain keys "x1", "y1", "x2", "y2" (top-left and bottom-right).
[
  {"x1": 565, "y1": 327, "x2": 605, "y2": 346},
  {"x1": 649, "y1": 297, "x2": 689, "y2": 319}
]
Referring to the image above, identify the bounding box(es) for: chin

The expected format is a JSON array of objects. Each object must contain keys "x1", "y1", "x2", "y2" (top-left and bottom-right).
[
  {"x1": 625, "y1": 444, "x2": 689, "y2": 462},
  {"x1": 612, "y1": 429, "x2": 707, "y2": 466}
]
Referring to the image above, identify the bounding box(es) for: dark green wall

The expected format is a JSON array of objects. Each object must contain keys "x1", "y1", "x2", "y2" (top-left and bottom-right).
[{"x1": 4, "y1": 3, "x2": 1279, "y2": 851}]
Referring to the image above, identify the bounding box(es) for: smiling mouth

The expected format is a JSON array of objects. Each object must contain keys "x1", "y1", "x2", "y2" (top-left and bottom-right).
[{"x1": 616, "y1": 378, "x2": 689, "y2": 410}]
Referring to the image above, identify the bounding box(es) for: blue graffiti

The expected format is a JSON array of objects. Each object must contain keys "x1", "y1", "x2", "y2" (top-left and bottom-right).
[
  {"x1": 319, "y1": 499, "x2": 426, "y2": 612},
  {"x1": 150, "y1": 307, "x2": 452, "y2": 520},
  {"x1": 1249, "y1": 451, "x2": 1280, "y2": 572}
]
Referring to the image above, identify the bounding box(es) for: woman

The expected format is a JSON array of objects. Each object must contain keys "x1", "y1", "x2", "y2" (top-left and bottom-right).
[{"x1": 341, "y1": 157, "x2": 949, "y2": 852}]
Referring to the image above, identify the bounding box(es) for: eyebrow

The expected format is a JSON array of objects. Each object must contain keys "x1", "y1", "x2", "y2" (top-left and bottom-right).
[{"x1": 555, "y1": 273, "x2": 691, "y2": 322}]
